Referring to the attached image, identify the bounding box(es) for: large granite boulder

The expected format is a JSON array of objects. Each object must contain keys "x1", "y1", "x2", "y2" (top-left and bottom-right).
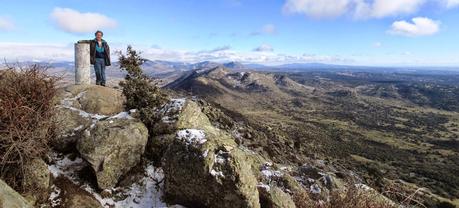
[
  {"x1": 0, "y1": 179, "x2": 33, "y2": 208},
  {"x1": 59, "y1": 85, "x2": 125, "y2": 116},
  {"x1": 162, "y1": 101, "x2": 260, "y2": 208},
  {"x1": 52, "y1": 107, "x2": 92, "y2": 152},
  {"x1": 77, "y1": 118, "x2": 148, "y2": 189}
]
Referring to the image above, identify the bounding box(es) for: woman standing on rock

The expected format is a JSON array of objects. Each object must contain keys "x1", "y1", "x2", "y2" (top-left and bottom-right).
[{"x1": 90, "y1": 30, "x2": 111, "y2": 86}]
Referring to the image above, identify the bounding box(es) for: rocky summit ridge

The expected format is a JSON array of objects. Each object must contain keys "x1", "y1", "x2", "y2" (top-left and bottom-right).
[{"x1": 0, "y1": 83, "x2": 395, "y2": 208}]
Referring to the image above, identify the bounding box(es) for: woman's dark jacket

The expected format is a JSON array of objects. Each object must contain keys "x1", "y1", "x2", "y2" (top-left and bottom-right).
[{"x1": 90, "y1": 39, "x2": 111, "y2": 66}]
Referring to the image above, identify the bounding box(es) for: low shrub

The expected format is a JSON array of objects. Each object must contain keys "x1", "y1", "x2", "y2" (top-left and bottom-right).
[
  {"x1": 293, "y1": 186, "x2": 397, "y2": 208},
  {"x1": 0, "y1": 65, "x2": 58, "y2": 191},
  {"x1": 118, "y1": 46, "x2": 169, "y2": 128}
]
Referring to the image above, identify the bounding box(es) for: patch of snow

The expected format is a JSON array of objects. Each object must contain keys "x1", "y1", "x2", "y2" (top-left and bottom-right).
[
  {"x1": 59, "y1": 105, "x2": 107, "y2": 120},
  {"x1": 214, "y1": 150, "x2": 230, "y2": 164},
  {"x1": 355, "y1": 183, "x2": 371, "y2": 191},
  {"x1": 202, "y1": 149, "x2": 209, "y2": 158},
  {"x1": 279, "y1": 166, "x2": 289, "y2": 171},
  {"x1": 48, "y1": 153, "x2": 86, "y2": 180},
  {"x1": 49, "y1": 185, "x2": 62, "y2": 207},
  {"x1": 177, "y1": 129, "x2": 207, "y2": 146},
  {"x1": 109, "y1": 111, "x2": 134, "y2": 120},
  {"x1": 74, "y1": 125, "x2": 84, "y2": 131},
  {"x1": 260, "y1": 162, "x2": 283, "y2": 181},
  {"x1": 261, "y1": 169, "x2": 283, "y2": 178},
  {"x1": 159, "y1": 98, "x2": 186, "y2": 124},
  {"x1": 310, "y1": 184, "x2": 321, "y2": 194},
  {"x1": 210, "y1": 169, "x2": 224, "y2": 178},
  {"x1": 59, "y1": 92, "x2": 107, "y2": 121},
  {"x1": 49, "y1": 153, "x2": 173, "y2": 208},
  {"x1": 257, "y1": 183, "x2": 271, "y2": 192},
  {"x1": 231, "y1": 129, "x2": 243, "y2": 140},
  {"x1": 92, "y1": 164, "x2": 167, "y2": 208}
]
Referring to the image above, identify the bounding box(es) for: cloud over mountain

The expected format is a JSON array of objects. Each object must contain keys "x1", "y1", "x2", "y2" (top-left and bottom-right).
[
  {"x1": 0, "y1": 42, "x2": 73, "y2": 61},
  {"x1": 0, "y1": 42, "x2": 351, "y2": 65},
  {"x1": 50, "y1": 7, "x2": 117, "y2": 34},
  {"x1": 253, "y1": 44, "x2": 274, "y2": 52}
]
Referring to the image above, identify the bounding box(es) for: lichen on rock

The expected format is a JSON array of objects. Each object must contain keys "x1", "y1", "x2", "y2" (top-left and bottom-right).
[
  {"x1": 77, "y1": 118, "x2": 148, "y2": 189},
  {"x1": 162, "y1": 100, "x2": 261, "y2": 208}
]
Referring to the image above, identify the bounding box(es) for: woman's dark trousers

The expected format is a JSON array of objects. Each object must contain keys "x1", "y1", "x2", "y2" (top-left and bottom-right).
[{"x1": 94, "y1": 58, "x2": 106, "y2": 86}]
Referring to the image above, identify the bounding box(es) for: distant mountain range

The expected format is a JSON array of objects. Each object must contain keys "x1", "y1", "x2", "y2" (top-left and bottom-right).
[{"x1": 4, "y1": 60, "x2": 459, "y2": 75}]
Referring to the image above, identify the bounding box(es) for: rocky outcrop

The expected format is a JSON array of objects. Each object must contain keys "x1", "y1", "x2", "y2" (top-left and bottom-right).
[
  {"x1": 52, "y1": 107, "x2": 92, "y2": 152},
  {"x1": 258, "y1": 186, "x2": 296, "y2": 208},
  {"x1": 162, "y1": 101, "x2": 261, "y2": 208},
  {"x1": 77, "y1": 118, "x2": 148, "y2": 189},
  {"x1": 59, "y1": 85, "x2": 125, "y2": 116},
  {"x1": 66, "y1": 194, "x2": 103, "y2": 208},
  {"x1": 22, "y1": 158, "x2": 51, "y2": 204},
  {"x1": 0, "y1": 179, "x2": 33, "y2": 208}
]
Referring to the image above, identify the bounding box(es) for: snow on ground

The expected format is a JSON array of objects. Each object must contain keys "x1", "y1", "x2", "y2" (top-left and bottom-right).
[
  {"x1": 310, "y1": 184, "x2": 321, "y2": 194},
  {"x1": 260, "y1": 162, "x2": 283, "y2": 179},
  {"x1": 210, "y1": 169, "x2": 225, "y2": 178},
  {"x1": 109, "y1": 111, "x2": 134, "y2": 120},
  {"x1": 176, "y1": 129, "x2": 207, "y2": 146},
  {"x1": 84, "y1": 164, "x2": 167, "y2": 208},
  {"x1": 214, "y1": 150, "x2": 229, "y2": 164},
  {"x1": 59, "y1": 91, "x2": 136, "y2": 123},
  {"x1": 159, "y1": 98, "x2": 186, "y2": 124},
  {"x1": 48, "y1": 153, "x2": 86, "y2": 180},
  {"x1": 49, "y1": 185, "x2": 62, "y2": 207},
  {"x1": 48, "y1": 153, "x2": 174, "y2": 208},
  {"x1": 256, "y1": 183, "x2": 271, "y2": 192}
]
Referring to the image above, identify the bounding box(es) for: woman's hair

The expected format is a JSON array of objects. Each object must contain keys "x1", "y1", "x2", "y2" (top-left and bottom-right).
[{"x1": 95, "y1": 30, "x2": 104, "y2": 36}]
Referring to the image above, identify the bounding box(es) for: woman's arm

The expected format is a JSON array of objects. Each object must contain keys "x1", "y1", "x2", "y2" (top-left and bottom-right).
[{"x1": 105, "y1": 43, "x2": 111, "y2": 66}]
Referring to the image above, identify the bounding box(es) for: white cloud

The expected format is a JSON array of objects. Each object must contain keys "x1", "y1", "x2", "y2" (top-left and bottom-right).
[
  {"x1": 0, "y1": 17, "x2": 14, "y2": 31},
  {"x1": 445, "y1": 0, "x2": 459, "y2": 8},
  {"x1": 50, "y1": 7, "x2": 117, "y2": 34},
  {"x1": 389, "y1": 17, "x2": 440, "y2": 36},
  {"x1": 0, "y1": 42, "x2": 73, "y2": 61},
  {"x1": 198, "y1": 45, "x2": 231, "y2": 53},
  {"x1": 283, "y1": 0, "x2": 426, "y2": 19},
  {"x1": 283, "y1": 0, "x2": 351, "y2": 18},
  {"x1": 0, "y1": 42, "x2": 351, "y2": 65},
  {"x1": 253, "y1": 44, "x2": 274, "y2": 52},
  {"x1": 367, "y1": 0, "x2": 425, "y2": 18}
]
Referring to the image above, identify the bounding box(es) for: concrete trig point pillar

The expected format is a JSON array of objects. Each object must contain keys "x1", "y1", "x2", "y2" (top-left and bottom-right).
[{"x1": 75, "y1": 40, "x2": 91, "y2": 85}]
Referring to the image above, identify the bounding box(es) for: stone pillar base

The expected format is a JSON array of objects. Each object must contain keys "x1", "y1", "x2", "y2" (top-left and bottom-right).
[{"x1": 75, "y1": 41, "x2": 91, "y2": 85}]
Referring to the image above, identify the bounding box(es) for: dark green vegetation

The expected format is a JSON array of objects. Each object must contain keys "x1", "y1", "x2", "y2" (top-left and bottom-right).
[
  {"x1": 168, "y1": 68, "x2": 459, "y2": 206},
  {"x1": 118, "y1": 46, "x2": 169, "y2": 128}
]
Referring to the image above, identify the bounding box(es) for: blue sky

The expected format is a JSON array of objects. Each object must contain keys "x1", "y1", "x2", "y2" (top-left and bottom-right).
[{"x1": 0, "y1": 0, "x2": 458, "y2": 66}]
